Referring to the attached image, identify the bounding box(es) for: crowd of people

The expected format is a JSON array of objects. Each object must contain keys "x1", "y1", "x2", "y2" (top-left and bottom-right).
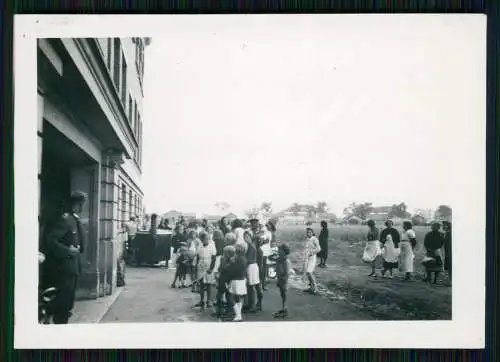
[
  {"x1": 163, "y1": 216, "x2": 298, "y2": 321},
  {"x1": 39, "y1": 188, "x2": 452, "y2": 325},
  {"x1": 362, "y1": 219, "x2": 452, "y2": 284}
]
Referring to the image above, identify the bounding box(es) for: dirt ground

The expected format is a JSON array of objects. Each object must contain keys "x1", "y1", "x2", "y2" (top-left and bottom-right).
[
  {"x1": 280, "y1": 224, "x2": 452, "y2": 320},
  {"x1": 101, "y1": 266, "x2": 375, "y2": 323},
  {"x1": 101, "y1": 224, "x2": 451, "y2": 322}
]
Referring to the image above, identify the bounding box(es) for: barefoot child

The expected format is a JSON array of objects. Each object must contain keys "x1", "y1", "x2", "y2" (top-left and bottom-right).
[
  {"x1": 228, "y1": 243, "x2": 248, "y2": 322},
  {"x1": 186, "y1": 230, "x2": 201, "y2": 287},
  {"x1": 212, "y1": 245, "x2": 236, "y2": 319},
  {"x1": 194, "y1": 232, "x2": 217, "y2": 309},
  {"x1": 273, "y1": 243, "x2": 292, "y2": 318},
  {"x1": 171, "y1": 247, "x2": 189, "y2": 288}
]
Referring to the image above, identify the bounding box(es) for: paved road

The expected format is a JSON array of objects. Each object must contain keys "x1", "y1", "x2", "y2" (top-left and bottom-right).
[{"x1": 101, "y1": 266, "x2": 374, "y2": 323}]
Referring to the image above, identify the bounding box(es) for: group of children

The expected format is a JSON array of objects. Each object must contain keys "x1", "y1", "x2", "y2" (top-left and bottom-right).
[{"x1": 168, "y1": 218, "x2": 293, "y2": 321}]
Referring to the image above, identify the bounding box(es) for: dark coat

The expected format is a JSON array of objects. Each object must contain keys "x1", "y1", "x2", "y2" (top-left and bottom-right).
[
  {"x1": 42, "y1": 212, "x2": 85, "y2": 277},
  {"x1": 318, "y1": 228, "x2": 329, "y2": 258},
  {"x1": 443, "y1": 230, "x2": 452, "y2": 271},
  {"x1": 379, "y1": 227, "x2": 401, "y2": 248}
]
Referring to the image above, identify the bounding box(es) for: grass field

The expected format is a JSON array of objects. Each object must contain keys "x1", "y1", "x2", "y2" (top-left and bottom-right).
[{"x1": 276, "y1": 223, "x2": 452, "y2": 320}]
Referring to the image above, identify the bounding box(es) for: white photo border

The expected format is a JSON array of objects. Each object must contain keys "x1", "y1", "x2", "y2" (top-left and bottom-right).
[{"x1": 14, "y1": 14, "x2": 486, "y2": 349}]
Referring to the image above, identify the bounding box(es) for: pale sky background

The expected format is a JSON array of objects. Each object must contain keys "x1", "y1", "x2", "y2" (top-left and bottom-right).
[{"x1": 140, "y1": 15, "x2": 485, "y2": 217}]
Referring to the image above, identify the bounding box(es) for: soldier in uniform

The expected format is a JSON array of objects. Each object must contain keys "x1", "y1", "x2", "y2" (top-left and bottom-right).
[{"x1": 42, "y1": 191, "x2": 87, "y2": 324}]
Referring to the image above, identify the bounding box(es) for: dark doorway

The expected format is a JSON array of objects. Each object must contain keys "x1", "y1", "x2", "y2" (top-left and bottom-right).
[{"x1": 39, "y1": 120, "x2": 98, "y2": 296}]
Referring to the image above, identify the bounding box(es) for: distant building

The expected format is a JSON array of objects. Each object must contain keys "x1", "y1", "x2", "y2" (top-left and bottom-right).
[
  {"x1": 225, "y1": 212, "x2": 238, "y2": 220},
  {"x1": 278, "y1": 211, "x2": 307, "y2": 224},
  {"x1": 38, "y1": 37, "x2": 150, "y2": 300},
  {"x1": 202, "y1": 214, "x2": 223, "y2": 223},
  {"x1": 366, "y1": 206, "x2": 392, "y2": 222},
  {"x1": 413, "y1": 208, "x2": 433, "y2": 220}
]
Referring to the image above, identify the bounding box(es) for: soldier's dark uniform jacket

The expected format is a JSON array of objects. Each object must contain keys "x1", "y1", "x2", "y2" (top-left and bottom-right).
[
  {"x1": 43, "y1": 212, "x2": 85, "y2": 275},
  {"x1": 42, "y1": 212, "x2": 86, "y2": 323}
]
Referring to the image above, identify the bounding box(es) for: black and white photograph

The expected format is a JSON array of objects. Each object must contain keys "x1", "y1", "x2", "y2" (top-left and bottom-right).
[{"x1": 14, "y1": 15, "x2": 485, "y2": 348}]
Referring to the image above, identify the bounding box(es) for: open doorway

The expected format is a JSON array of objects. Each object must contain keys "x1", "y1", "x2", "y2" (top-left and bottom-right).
[{"x1": 39, "y1": 120, "x2": 99, "y2": 297}]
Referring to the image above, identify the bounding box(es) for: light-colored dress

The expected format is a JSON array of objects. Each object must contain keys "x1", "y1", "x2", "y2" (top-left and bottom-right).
[
  {"x1": 234, "y1": 227, "x2": 248, "y2": 253},
  {"x1": 399, "y1": 229, "x2": 416, "y2": 272},
  {"x1": 303, "y1": 236, "x2": 321, "y2": 273},
  {"x1": 260, "y1": 230, "x2": 272, "y2": 257},
  {"x1": 362, "y1": 228, "x2": 381, "y2": 263},
  {"x1": 382, "y1": 235, "x2": 400, "y2": 266},
  {"x1": 197, "y1": 245, "x2": 216, "y2": 284}
]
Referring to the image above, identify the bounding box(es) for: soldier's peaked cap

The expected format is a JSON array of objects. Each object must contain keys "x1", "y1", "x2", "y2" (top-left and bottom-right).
[{"x1": 70, "y1": 190, "x2": 88, "y2": 202}]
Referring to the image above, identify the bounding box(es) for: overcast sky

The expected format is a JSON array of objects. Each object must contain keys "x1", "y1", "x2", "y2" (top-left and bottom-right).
[{"x1": 140, "y1": 15, "x2": 485, "y2": 216}]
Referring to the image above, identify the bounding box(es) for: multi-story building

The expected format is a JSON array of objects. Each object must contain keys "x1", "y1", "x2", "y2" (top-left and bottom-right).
[{"x1": 37, "y1": 37, "x2": 151, "y2": 300}]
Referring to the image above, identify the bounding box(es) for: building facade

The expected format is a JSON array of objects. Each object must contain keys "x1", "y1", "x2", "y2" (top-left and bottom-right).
[{"x1": 37, "y1": 37, "x2": 150, "y2": 300}]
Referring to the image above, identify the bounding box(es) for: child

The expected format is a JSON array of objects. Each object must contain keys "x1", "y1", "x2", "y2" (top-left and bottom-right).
[
  {"x1": 212, "y1": 245, "x2": 236, "y2": 319},
  {"x1": 224, "y1": 232, "x2": 237, "y2": 246},
  {"x1": 194, "y1": 232, "x2": 217, "y2": 309},
  {"x1": 273, "y1": 243, "x2": 292, "y2": 318},
  {"x1": 171, "y1": 247, "x2": 189, "y2": 288},
  {"x1": 228, "y1": 243, "x2": 248, "y2": 322},
  {"x1": 186, "y1": 230, "x2": 200, "y2": 287},
  {"x1": 381, "y1": 234, "x2": 399, "y2": 278},
  {"x1": 303, "y1": 228, "x2": 321, "y2": 294}
]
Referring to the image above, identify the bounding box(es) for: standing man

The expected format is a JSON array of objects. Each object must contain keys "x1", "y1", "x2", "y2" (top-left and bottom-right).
[
  {"x1": 42, "y1": 191, "x2": 87, "y2": 324},
  {"x1": 121, "y1": 216, "x2": 138, "y2": 284}
]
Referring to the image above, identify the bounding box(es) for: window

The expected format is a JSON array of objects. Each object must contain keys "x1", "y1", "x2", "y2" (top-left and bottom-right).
[
  {"x1": 106, "y1": 38, "x2": 112, "y2": 69},
  {"x1": 121, "y1": 52, "x2": 127, "y2": 106},
  {"x1": 129, "y1": 190, "x2": 133, "y2": 220},
  {"x1": 113, "y1": 38, "x2": 121, "y2": 90},
  {"x1": 135, "y1": 195, "x2": 139, "y2": 217},
  {"x1": 137, "y1": 116, "x2": 143, "y2": 167},
  {"x1": 134, "y1": 101, "x2": 139, "y2": 137},
  {"x1": 128, "y1": 95, "x2": 133, "y2": 125},
  {"x1": 135, "y1": 38, "x2": 145, "y2": 89},
  {"x1": 121, "y1": 184, "x2": 127, "y2": 223}
]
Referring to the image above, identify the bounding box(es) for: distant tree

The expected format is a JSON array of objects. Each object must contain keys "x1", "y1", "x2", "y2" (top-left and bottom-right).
[
  {"x1": 305, "y1": 205, "x2": 317, "y2": 219},
  {"x1": 316, "y1": 201, "x2": 328, "y2": 214},
  {"x1": 411, "y1": 214, "x2": 427, "y2": 226},
  {"x1": 260, "y1": 202, "x2": 273, "y2": 214},
  {"x1": 351, "y1": 202, "x2": 374, "y2": 220},
  {"x1": 348, "y1": 217, "x2": 361, "y2": 225},
  {"x1": 435, "y1": 205, "x2": 452, "y2": 220},
  {"x1": 343, "y1": 206, "x2": 353, "y2": 218},
  {"x1": 290, "y1": 203, "x2": 301, "y2": 215},
  {"x1": 389, "y1": 202, "x2": 411, "y2": 219},
  {"x1": 328, "y1": 213, "x2": 338, "y2": 223}
]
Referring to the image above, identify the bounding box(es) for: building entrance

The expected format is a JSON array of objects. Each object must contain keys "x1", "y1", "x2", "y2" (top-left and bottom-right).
[{"x1": 39, "y1": 120, "x2": 100, "y2": 299}]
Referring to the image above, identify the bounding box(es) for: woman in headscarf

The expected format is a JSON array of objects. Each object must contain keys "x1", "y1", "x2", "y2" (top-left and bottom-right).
[
  {"x1": 442, "y1": 221, "x2": 452, "y2": 284},
  {"x1": 422, "y1": 222, "x2": 445, "y2": 284},
  {"x1": 362, "y1": 219, "x2": 381, "y2": 276},
  {"x1": 399, "y1": 221, "x2": 417, "y2": 280}
]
